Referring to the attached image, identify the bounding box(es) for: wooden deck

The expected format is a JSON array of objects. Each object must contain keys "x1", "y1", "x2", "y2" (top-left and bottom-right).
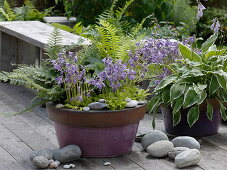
[{"x1": 1, "y1": 82, "x2": 227, "y2": 170}]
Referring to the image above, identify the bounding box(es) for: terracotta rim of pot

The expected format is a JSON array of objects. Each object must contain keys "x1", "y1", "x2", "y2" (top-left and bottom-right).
[{"x1": 47, "y1": 102, "x2": 146, "y2": 128}]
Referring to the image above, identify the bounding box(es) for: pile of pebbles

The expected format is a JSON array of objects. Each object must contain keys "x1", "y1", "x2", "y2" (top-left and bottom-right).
[
  {"x1": 30, "y1": 145, "x2": 81, "y2": 169},
  {"x1": 141, "y1": 130, "x2": 201, "y2": 168}
]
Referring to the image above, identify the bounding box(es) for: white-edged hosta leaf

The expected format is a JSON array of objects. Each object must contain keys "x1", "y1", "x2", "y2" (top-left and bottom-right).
[
  {"x1": 187, "y1": 106, "x2": 199, "y2": 127},
  {"x1": 183, "y1": 87, "x2": 199, "y2": 108},
  {"x1": 170, "y1": 83, "x2": 186, "y2": 101},
  {"x1": 215, "y1": 74, "x2": 227, "y2": 90},
  {"x1": 201, "y1": 33, "x2": 218, "y2": 53},
  {"x1": 162, "y1": 87, "x2": 171, "y2": 104},
  {"x1": 221, "y1": 90, "x2": 227, "y2": 102},
  {"x1": 173, "y1": 111, "x2": 181, "y2": 126},
  {"x1": 154, "y1": 75, "x2": 177, "y2": 91},
  {"x1": 179, "y1": 43, "x2": 202, "y2": 62},
  {"x1": 209, "y1": 75, "x2": 220, "y2": 94},
  {"x1": 197, "y1": 91, "x2": 207, "y2": 105},
  {"x1": 206, "y1": 101, "x2": 213, "y2": 121},
  {"x1": 148, "y1": 95, "x2": 160, "y2": 113},
  {"x1": 220, "y1": 102, "x2": 227, "y2": 121},
  {"x1": 173, "y1": 96, "x2": 184, "y2": 114}
]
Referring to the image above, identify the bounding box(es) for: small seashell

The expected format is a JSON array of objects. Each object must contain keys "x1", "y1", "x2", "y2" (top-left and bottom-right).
[
  {"x1": 63, "y1": 164, "x2": 71, "y2": 169},
  {"x1": 104, "y1": 162, "x2": 111, "y2": 166}
]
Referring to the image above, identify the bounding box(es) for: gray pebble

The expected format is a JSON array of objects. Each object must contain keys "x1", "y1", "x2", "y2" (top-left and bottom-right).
[
  {"x1": 175, "y1": 149, "x2": 201, "y2": 168},
  {"x1": 168, "y1": 147, "x2": 189, "y2": 159},
  {"x1": 88, "y1": 102, "x2": 107, "y2": 110},
  {"x1": 49, "y1": 162, "x2": 59, "y2": 169},
  {"x1": 172, "y1": 136, "x2": 200, "y2": 149},
  {"x1": 141, "y1": 130, "x2": 169, "y2": 150},
  {"x1": 53, "y1": 145, "x2": 81, "y2": 163},
  {"x1": 30, "y1": 149, "x2": 54, "y2": 160},
  {"x1": 32, "y1": 156, "x2": 49, "y2": 169},
  {"x1": 147, "y1": 140, "x2": 174, "y2": 157}
]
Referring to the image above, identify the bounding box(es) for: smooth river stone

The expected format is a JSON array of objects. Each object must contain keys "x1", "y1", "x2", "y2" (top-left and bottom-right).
[{"x1": 172, "y1": 136, "x2": 200, "y2": 149}]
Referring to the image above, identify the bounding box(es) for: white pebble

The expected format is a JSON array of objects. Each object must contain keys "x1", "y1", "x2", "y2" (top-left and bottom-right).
[
  {"x1": 104, "y1": 162, "x2": 111, "y2": 166},
  {"x1": 125, "y1": 98, "x2": 132, "y2": 102},
  {"x1": 56, "y1": 104, "x2": 64, "y2": 108},
  {"x1": 83, "y1": 107, "x2": 90, "y2": 111},
  {"x1": 63, "y1": 164, "x2": 71, "y2": 169},
  {"x1": 69, "y1": 164, "x2": 76, "y2": 168},
  {"x1": 99, "y1": 99, "x2": 106, "y2": 103}
]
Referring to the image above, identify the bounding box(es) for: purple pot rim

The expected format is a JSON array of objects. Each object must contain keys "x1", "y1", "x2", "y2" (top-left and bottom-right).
[{"x1": 47, "y1": 102, "x2": 146, "y2": 114}]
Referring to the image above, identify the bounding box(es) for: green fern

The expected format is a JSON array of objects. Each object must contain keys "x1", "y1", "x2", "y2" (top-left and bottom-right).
[
  {"x1": 45, "y1": 27, "x2": 63, "y2": 59},
  {"x1": 3, "y1": 0, "x2": 15, "y2": 21}
]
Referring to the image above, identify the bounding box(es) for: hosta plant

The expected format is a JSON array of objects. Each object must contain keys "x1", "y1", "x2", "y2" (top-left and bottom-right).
[{"x1": 149, "y1": 33, "x2": 227, "y2": 127}]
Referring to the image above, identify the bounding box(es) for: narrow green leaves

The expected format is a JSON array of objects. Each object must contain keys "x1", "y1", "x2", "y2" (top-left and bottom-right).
[
  {"x1": 206, "y1": 101, "x2": 213, "y2": 121},
  {"x1": 187, "y1": 106, "x2": 199, "y2": 127}
]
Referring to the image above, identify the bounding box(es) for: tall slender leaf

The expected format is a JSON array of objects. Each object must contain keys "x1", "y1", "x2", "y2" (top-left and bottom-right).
[{"x1": 206, "y1": 101, "x2": 213, "y2": 121}]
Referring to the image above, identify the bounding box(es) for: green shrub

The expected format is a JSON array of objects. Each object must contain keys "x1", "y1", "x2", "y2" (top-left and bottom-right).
[{"x1": 168, "y1": 0, "x2": 197, "y2": 33}]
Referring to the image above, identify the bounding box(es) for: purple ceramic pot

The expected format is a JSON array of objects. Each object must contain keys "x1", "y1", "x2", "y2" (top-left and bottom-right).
[
  {"x1": 47, "y1": 103, "x2": 146, "y2": 157},
  {"x1": 162, "y1": 99, "x2": 221, "y2": 137}
]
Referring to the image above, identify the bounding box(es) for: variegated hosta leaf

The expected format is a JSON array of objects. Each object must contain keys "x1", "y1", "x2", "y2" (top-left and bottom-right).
[
  {"x1": 170, "y1": 83, "x2": 186, "y2": 101},
  {"x1": 183, "y1": 87, "x2": 200, "y2": 108},
  {"x1": 187, "y1": 106, "x2": 199, "y2": 127},
  {"x1": 206, "y1": 101, "x2": 213, "y2": 121}
]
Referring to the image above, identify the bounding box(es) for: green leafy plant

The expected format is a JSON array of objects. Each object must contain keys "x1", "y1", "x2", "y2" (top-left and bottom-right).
[
  {"x1": 149, "y1": 33, "x2": 227, "y2": 127},
  {"x1": 0, "y1": 0, "x2": 52, "y2": 21}
]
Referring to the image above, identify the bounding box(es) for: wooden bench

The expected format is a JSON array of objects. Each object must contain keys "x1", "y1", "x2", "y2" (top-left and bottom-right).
[{"x1": 0, "y1": 21, "x2": 89, "y2": 71}]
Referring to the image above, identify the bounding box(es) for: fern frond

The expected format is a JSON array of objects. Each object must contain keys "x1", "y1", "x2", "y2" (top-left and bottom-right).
[
  {"x1": 95, "y1": 19, "x2": 121, "y2": 58},
  {"x1": 115, "y1": 0, "x2": 135, "y2": 21},
  {"x1": 45, "y1": 27, "x2": 63, "y2": 59},
  {"x1": 3, "y1": 0, "x2": 15, "y2": 21},
  {"x1": 130, "y1": 14, "x2": 153, "y2": 38},
  {"x1": 24, "y1": 0, "x2": 36, "y2": 9}
]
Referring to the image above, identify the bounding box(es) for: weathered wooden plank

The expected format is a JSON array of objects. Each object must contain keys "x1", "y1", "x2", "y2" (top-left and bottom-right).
[
  {"x1": 0, "y1": 87, "x2": 57, "y2": 144},
  {"x1": 0, "y1": 146, "x2": 26, "y2": 170},
  {"x1": 0, "y1": 21, "x2": 89, "y2": 49},
  {"x1": 0, "y1": 123, "x2": 35, "y2": 169},
  {"x1": 0, "y1": 83, "x2": 53, "y2": 124},
  {"x1": 0, "y1": 32, "x2": 17, "y2": 71}
]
